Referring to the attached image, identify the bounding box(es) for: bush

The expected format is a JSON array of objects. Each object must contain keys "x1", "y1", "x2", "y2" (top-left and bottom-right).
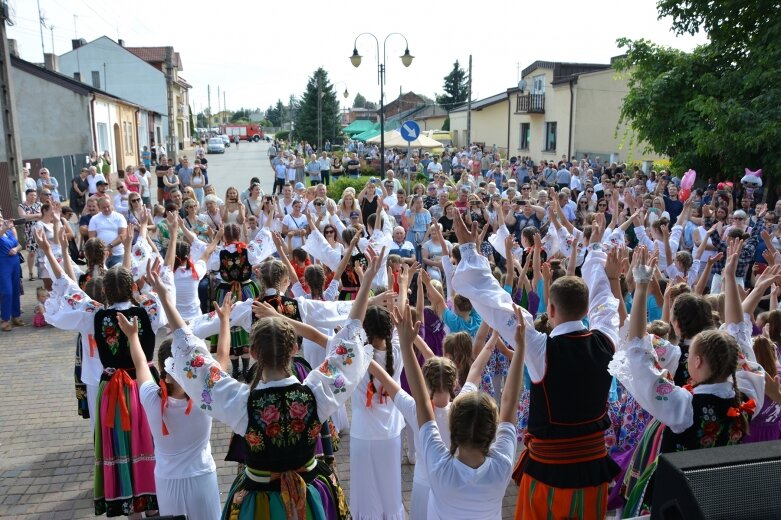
[
  {"x1": 275, "y1": 130, "x2": 290, "y2": 141},
  {"x1": 327, "y1": 176, "x2": 375, "y2": 200}
]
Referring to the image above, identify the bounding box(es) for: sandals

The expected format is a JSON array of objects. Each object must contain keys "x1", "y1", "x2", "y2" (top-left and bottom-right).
[{"x1": 1, "y1": 322, "x2": 11, "y2": 332}]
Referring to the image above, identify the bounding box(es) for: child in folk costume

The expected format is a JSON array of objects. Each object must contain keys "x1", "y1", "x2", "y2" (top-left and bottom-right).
[
  {"x1": 39, "y1": 229, "x2": 171, "y2": 517},
  {"x1": 743, "y1": 336, "x2": 781, "y2": 443},
  {"x1": 116, "y1": 302, "x2": 225, "y2": 520},
  {"x1": 175, "y1": 218, "x2": 222, "y2": 321},
  {"x1": 207, "y1": 222, "x2": 274, "y2": 379},
  {"x1": 349, "y1": 304, "x2": 406, "y2": 519},
  {"x1": 401, "y1": 302, "x2": 527, "y2": 520},
  {"x1": 166, "y1": 247, "x2": 386, "y2": 520},
  {"x1": 610, "y1": 243, "x2": 765, "y2": 516},
  {"x1": 449, "y1": 212, "x2": 621, "y2": 520},
  {"x1": 372, "y1": 322, "x2": 502, "y2": 519}
]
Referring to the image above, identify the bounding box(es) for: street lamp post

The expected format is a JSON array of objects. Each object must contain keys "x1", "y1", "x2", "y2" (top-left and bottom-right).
[{"x1": 350, "y1": 32, "x2": 413, "y2": 179}]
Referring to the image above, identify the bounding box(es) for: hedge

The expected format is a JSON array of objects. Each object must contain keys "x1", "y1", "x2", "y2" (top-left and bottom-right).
[{"x1": 326, "y1": 176, "x2": 377, "y2": 200}]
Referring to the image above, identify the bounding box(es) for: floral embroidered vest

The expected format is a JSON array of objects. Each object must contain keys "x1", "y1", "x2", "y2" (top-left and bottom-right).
[
  {"x1": 93, "y1": 307, "x2": 155, "y2": 372},
  {"x1": 258, "y1": 294, "x2": 301, "y2": 322},
  {"x1": 219, "y1": 247, "x2": 252, "y2": 283},
  {"x1": 243, "y1": 383, "x2": 322, "y2": 472},
  {"x1": 661, "y1": 392, "x2": 752, "y2": 454},
  {"x1": 674, "y1": 342, "x2": 691, "y2": 387}
]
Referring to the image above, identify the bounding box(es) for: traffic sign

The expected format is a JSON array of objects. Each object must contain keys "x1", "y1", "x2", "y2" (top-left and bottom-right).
[{"x1": 399, "y1": 120, "x2": 420, "y2": 142}]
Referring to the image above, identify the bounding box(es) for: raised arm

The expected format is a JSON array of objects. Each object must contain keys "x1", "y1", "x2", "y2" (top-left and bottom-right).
[
  {"x1": 723, "y1": 237, "x2": 745, "y2": 326},
  {"x1": 147, "y1": 257, "x2": 186, "y2": 332},
  {"x1": 367, "y1": 360, "x2": 402, "y2": 401},
  {"x1": 117, "y1": 314, "x2": 154, "y2": 385},
  {"x1": 213, "y1": 295, "x2": 234, "y2": 371},
  {"x1": 396, "y1": 305, "x2": 434, "y2": 427},
  {"x1": 252, "y1": 300, "x2": 330, "y2": 348},
  {"x1": 272, "y1": 231, "x2": 299, "y2": 285},
  {"x1": 499, "y1": 306, "x2": 526, "y2": 424},
  {"x1": 163, "y1": 212, "x2": 178, "y2": 269}
]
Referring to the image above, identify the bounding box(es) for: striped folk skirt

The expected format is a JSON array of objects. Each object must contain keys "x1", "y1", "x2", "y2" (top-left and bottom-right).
[
  {"x1": 515, "y1": 474, "x2": 608, "y2": 520},
  {"x1": 93, "y1": 369, "x2": 157, "y2": 517}
]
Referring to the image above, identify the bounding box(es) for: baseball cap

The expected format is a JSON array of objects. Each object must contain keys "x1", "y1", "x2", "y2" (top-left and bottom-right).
[
  {"x1": 294, "y1": 182, "x2": 305, "y2": 190},
  {"x1": 96, "y1": 180, "x2": 107, "y2": 186},
  {"x1": 706, "y1": 183, "x2": 717, "y2": 190},
  {"x1": 350, "y1": 210, "x2": 360, "y2": 218}
]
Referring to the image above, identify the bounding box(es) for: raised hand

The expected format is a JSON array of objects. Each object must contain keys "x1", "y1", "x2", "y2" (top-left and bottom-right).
[
  {"x1": 392, "y1": 305, "x2": 421, "y2": 350},
  {"x1": 631, "y1": 245, "x2": 655, "y2": 284},
  {"x1": 145, "y1": 256, "x2": 167, "y2": 295},
  {"x1": 116, "y1": 313, "x2": 139, "y2": 337},
  {"x1": 251, "y1": 300, "x2": 279, "y2": 320},
  {"x1": 214, "y1": 294, "x2": 235, "y2": 321},
  {"x1": 723, "y1": 237, "x2": 744, "y2": 277},
  {"x1": 453, "y1": 209, "x2": 479, "y2": 244},
  {"x1": 590, "y1": 212, "x2": 605, "y2": 245},
  {"x1": 363, "y1": 246, "x2": 387, "y2": 282},
  {"x1": 605, "y1": 244, "x2": 625, "y2": 280},
  {"x1": 512, "y1": 304, "x2": 526, "y2": 349}
]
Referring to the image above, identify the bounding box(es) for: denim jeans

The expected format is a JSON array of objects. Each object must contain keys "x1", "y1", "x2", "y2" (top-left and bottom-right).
[{"x1": 106, "y1": 254, "x2": 123, "y2": 268}]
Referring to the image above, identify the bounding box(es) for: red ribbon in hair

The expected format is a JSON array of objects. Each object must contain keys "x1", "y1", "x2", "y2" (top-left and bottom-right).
[
  {"x1": 159, "y1": 379, "x2": 193, "y2": 436},
  {"x1": 88, "y1": 334, "x2": 97, "y2": 358},
  {"x1": 727, "y1": 399, "x2": 756, "y2": 418},
  {"x1": 177, "y1": 257, "x2": 199, "y2": 280},
  {"x1": 229, "y1": 241, "x2": 247, "y2": 255}
]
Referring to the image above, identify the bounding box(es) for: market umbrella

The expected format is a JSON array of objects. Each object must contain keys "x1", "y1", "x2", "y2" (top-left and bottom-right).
[{"x1": 366, "y1": 129, "x2": 443, "y2": 149}]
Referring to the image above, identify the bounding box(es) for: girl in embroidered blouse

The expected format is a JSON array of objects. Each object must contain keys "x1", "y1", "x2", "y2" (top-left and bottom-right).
[
  {"x1": 39, "y1": 228, "x2": 172, "y2": 518},
  {"x1": 611, "y1": 243, "x2": 766, "y2": 516},
  {"x1": 348, "y1": 303, "x2": 406, "y2": 520},
  {"x1": 165, "y1": 247, "x2": 385, "y2": 520},
  {"x1": 114, "y1": 295, "x2": 230, "y2": 520},
  {"x1": 403, "y1": 302, "x2": 527, "y2": 520}
]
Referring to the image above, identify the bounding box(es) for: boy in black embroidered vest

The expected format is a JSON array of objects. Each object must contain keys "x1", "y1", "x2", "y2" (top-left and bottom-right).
[
  {"x1": 449, "y1": 211, "x2": 621, "y2": 520},
  {"x1": 610, "y1": 242, "x2": 765, "y2": 516}
]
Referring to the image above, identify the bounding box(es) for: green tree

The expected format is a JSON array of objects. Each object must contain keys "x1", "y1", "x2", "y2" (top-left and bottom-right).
[
  {"x1": 293, "y1": 68, "x2": 342, "y2": 147},
  {"x1": 441, "y1": 117, "x2": 450, "y2": 131},
  {"x1": 230, "y1": 108, "x2": 251, "y2": 123},
  {"x1": 353, "y1": 92, "x2": 367, "y2": 108},
  {"x1": 436, "y1": 60, "x2": 468, "y2": 107},
  {"x1": 266, "y1": 100, "x2": 285, "y2": 127},
  {"x1": 616, "y1": 0, "x2": 781, "y2": 184}
]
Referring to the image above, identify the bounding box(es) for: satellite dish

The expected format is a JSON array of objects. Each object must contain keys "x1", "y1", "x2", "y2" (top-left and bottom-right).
[{"x1": 518, "y1": 79, "x2": 527, "y2": 92}]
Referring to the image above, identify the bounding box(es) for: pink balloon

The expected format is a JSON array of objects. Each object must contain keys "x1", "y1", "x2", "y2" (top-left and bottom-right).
[
  {"x1": 679, "y1": 187, "x2": 691, "y2": 202},
  {"x1": 681, "y1": 169, "x2": 696, "y2": 190}
]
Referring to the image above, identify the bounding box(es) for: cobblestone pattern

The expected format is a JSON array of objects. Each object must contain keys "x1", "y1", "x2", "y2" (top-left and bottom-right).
[{"x1": 0, "y1": 278, "x2": 518, "y2": 519}]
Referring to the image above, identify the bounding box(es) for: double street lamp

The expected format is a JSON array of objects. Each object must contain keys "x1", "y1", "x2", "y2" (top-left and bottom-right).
[{"x1": 350, "y1": 32, "x2": 413, "y2": 178}]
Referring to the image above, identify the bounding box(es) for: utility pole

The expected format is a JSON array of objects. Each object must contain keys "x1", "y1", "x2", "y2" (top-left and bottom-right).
[
  {"x1": 164, "y1": 46, "x2": 176, "y2": 154},
  {"x1": 207, "y1": 85, "x2": 212, "y2": 133},
  {"x1": 49, "y1": 25, "x2": 54, "y2": 55},
  {"x1": 217, "y1": 85, "x2": 221, "y2": 125},
  {"x1": 36, "y1": 0, "x2": 45, "y2": 62},
  {"x1": 0, "y1": 2, "x2": 24, "y2": 219},
  {"x1": 466, "y1": 54, "x2": 472, "y2": 147},
  {"x1": 223, "y1": 90, "x2": 226, "y2": 122}
]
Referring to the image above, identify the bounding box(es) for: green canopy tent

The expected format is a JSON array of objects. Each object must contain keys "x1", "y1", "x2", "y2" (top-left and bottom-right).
[
  {"x1": 352, "y1": 126, "x2": 382, "y2": 142},
  {"x1": 343, "y1": 119, "x2": 379, "y2": 137}
]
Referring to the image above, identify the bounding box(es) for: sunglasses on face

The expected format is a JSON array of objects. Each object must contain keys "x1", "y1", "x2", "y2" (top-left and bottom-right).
[
  {"x1": 130, "y1": 198, "x2": 141, "y2": 203},
  {"x1": 324, "y1": 229, "x2": 335, "y2": 235},
  {"x1": 314, "y1": 202, "x2": 323, "y2": 206}
]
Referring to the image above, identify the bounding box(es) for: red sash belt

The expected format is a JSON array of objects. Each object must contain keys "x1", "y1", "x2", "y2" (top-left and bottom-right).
[
  {"x1": 512, "y1": 431, "x2": 607, "y2": 485},
  {"x1": 105, "y1": 369, "x2": 133, "y2": 431},
  {"x1": 527, "y1": 431, "x2": 607, "y2": 465}
]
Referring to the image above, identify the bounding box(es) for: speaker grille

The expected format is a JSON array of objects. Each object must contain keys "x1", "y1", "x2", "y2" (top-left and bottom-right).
[{"x1": 685, "y1": 459, "x2": 779, "y2": 519}]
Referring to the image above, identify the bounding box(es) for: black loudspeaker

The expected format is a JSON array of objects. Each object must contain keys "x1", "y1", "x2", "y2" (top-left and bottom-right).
[{"x1": 652, "y1": 440, "x2": 781, "y2": 520}]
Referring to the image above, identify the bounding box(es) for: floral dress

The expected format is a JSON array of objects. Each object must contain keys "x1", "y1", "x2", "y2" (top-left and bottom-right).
[
  {"x1": 168, "y1": 320, "x2": 371, "y2": 520},
  {"x1": 18, "y1": 201, "x2": 41, "y2": 252}
]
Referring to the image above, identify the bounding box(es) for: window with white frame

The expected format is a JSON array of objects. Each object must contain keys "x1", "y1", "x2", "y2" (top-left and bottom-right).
[
  {"x1": 544, "y1": 122, "x2": 557, "y2": 152},
  {"x1": 520, "y1": 123, "x2": 530, "y2": 150},
  {"x1": 97, "y1": 123, "x2": 109, "y2": 154},
  {"x1": 532, "y1": 74, "x2": 545, "y2": 94}
]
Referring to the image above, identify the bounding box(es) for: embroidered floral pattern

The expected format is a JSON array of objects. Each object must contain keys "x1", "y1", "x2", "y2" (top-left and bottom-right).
[
  {"x1": 334, "y1": 341, "x2": 355, "y2": 365},
  {"x1": 654, "y1": 378, "x2": 673, "y2": 401},
  {"x1": 199, "y1": 364, "x2": 225, "y2": 411},
  {"x1": 246, "y1": 388, "x2": 318, "y2": 452}
]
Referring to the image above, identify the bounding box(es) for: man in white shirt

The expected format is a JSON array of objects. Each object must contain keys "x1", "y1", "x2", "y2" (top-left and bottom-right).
[
  {"x1": 113, "y1": 182, "x2": 130, "y2": 218},
  {"x1": 88, "y1": 198, "x2": 127, "y2": 268},
  {"x1": 86, "y1": 166, "x2": 106, "y2": 196},
  {"x1": 426, "y1": 156, "x2": 443, "y2": 179}
]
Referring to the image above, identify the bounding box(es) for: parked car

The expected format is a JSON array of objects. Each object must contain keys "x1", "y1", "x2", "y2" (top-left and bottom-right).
[
  {"x1": 219, "y1": 135, "x2": 231, "y2": 147},
  {"x1": 207, "y1": 137, "x2": 225, "y2": 154}
]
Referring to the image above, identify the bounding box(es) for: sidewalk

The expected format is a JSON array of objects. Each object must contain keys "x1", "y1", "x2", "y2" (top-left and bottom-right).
[{"x1": 0, "y1": 276, "x2": 518, "y2": 519}]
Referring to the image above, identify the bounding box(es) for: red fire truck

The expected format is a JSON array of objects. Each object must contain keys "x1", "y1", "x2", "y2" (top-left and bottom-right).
[{"x1": 220, "y1": 124, "x2": 265, "y2": 142}]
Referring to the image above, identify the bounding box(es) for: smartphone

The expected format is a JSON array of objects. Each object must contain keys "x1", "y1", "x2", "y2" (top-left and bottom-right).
[{"x1": 12, "y1": 218, "x2": 26, "y2": 225}]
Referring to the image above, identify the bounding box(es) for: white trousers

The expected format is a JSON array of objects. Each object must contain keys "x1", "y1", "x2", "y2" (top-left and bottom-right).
[
  {"x1": 156, "y1": 471, "x2": 222, "y2": 520},
  {"x1": 86, "y1": 383, "x2": 99, "y2": 431},
  {"x1": 349, "y1": 436, "x2": 405, "y2": 520}
]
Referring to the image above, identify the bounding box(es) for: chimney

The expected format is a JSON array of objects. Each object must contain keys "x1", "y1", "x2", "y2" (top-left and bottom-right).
[
  {"x1": 71, "y1": 38, "x2": 86, "y2": 50},
  {"x1": 44, "y1": 53, "x2": 59, "y2": 72},
  {"x1": 8, "y1": 39, "x2": 18, "y2": 58},
  {"x1": 118, "y1": 39, "x2": 125, "y2": 47}
]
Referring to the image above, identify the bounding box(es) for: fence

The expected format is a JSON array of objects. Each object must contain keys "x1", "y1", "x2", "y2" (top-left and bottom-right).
[{"x1": 0, "y1": 152, "x2": 89, "y2": 217}]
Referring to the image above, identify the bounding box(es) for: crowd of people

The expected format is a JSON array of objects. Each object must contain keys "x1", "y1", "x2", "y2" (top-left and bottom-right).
[{"x1": 1, "y1": 139, "x2": 779, "y2": 520}]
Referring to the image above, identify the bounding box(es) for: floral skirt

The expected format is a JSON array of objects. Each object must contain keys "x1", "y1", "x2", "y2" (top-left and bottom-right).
[
  {"x1": 93, "y1": 370, "x2": 157, "y2": 517},
  {"x1": 212, "y1": 280, "x2": 260, "y2": 352},
  {"x1": 621, "y1": 418, "x2": 664, "y2": 518},
  {"x1": 74, "y1": 333, "x2": 89, "y2": 419},
  {"x1": 223, "y1": 461, "x2": 349, "y2": 520}
]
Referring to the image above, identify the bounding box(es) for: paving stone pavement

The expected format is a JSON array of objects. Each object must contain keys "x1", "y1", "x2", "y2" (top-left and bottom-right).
[{"x1": 0, "y1": 277, "x2": 519, "y2": 519}]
